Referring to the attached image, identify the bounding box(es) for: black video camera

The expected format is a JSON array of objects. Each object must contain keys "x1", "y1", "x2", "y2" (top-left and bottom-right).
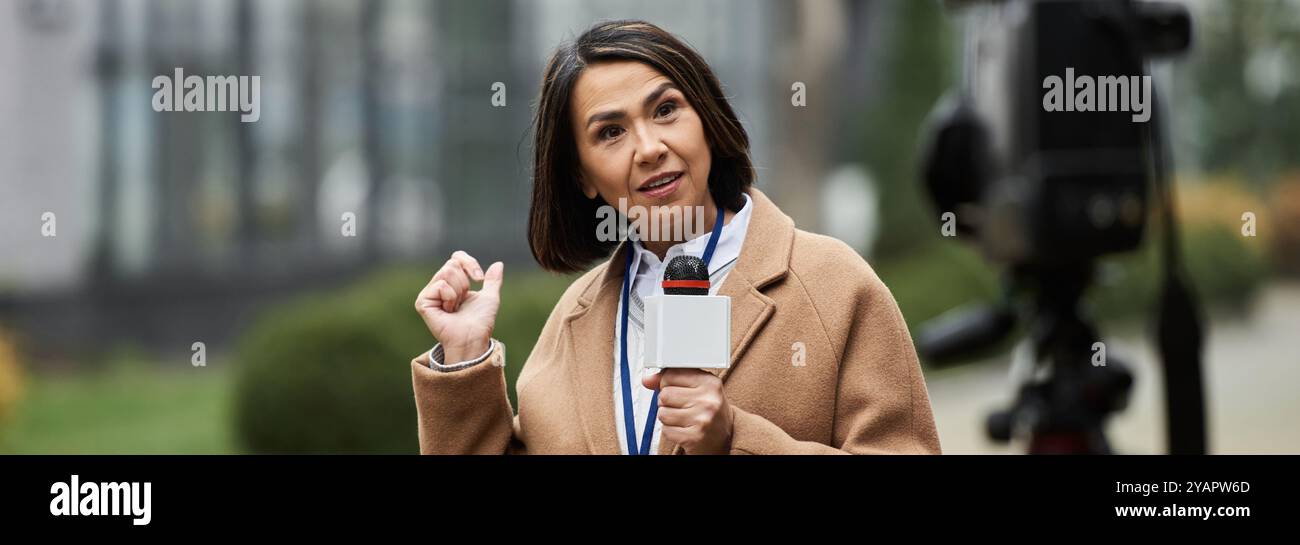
[
  {"x1": 917, "y1": 0, "x2": 1206, "y2": 454},
  {"x1": 921, "y1": 0, "x2": 1190, "y2": 267}
]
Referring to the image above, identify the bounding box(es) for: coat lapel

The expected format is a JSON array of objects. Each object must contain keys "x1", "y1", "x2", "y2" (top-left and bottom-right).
[
  {"x1": 711, "y1": 268, "x2": 776, "y2": 381},
  {"x1": 714, "y1": 188, "x2": 794, "y2": 376},
  {"x1": 565, "y1": 252, "x2": 625, "y2": 455}
]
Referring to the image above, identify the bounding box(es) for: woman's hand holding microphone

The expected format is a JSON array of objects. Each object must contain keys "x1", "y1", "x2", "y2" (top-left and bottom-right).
[
  {"x1": 642, "y1": 370, "x2": 734, "y2": 455},
  {"x1": 415, "y1": 251, "x2": 504, "y2": 364}
]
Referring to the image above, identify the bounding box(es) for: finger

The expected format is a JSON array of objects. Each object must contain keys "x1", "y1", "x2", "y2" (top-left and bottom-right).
[
  {"x1": 657, "y1": 386, "x2": 696, "y2": 409},
  {"x1": 415, "y1": 284, "x2": 446, "y2": 323},
  {"x1": 661, "y1": 425, "x2": 701, "y2": 448},
  {"x1": 418, "y1": 278, "x2": 453, "y2": 314},
  {"x1": 656, "y1": 407, "x2": 697, "y2": 428},
  {"x1": 479, "y1": 261, "x2": 504, "y2": 299},
  {"x1": 435, "y1": 260, "x2": 472, "y2": 302},
  {"x1": 435, "y1": 280, "x2": 458, "y2": 313},
  {"x1": 421, "y1": 278, "x2": 448, "y2": 304},
  {"x1": 659, "y1": 368, "x2": 710, "y2": 389},
  {"x1": 450, "y1": 251, "x2": 485, "y2": 281},
  {"x1": 641, "y1": 369, "x2": 662, "y2": 391},
  {"x1": 416, "y1": 276, "x2": 444, "y2": 312}
]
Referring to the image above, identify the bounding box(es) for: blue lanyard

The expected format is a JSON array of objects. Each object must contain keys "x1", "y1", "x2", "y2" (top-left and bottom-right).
[{"x1": 619, "y1": 205, "x2": 725, "y2": 455}]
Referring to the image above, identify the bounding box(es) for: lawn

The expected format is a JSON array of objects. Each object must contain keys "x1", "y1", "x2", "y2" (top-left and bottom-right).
[{"x1": 0, "y1": 362, "x2": 236, "y2": 454}]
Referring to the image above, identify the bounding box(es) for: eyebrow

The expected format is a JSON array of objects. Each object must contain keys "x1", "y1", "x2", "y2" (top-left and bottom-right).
[{"x1": 584, "y1": 82, "x2": 678, "y2": 129}]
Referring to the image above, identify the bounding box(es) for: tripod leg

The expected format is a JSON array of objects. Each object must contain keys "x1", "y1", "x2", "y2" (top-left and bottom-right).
[{"x1": 1158, "y1": 274, "x2": 1208, "y2": 454}]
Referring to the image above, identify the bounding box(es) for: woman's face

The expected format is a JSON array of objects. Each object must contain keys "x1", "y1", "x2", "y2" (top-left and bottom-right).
[{"x1": 570, "y1": 60, "x2": 714, "y2": 240}]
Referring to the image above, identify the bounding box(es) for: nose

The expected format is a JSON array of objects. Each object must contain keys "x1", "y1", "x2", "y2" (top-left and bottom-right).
[{"x1": 631, "y1": 122, "x2": 668, "y2": 168}]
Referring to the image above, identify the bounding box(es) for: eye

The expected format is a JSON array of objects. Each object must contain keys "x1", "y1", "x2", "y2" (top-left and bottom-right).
[
  {"x1": 598, "y1": 125, "x2": 624, "y2": 141},
  {"x1": 655, "y1": 100, "x2": 678, "y2": 119}
]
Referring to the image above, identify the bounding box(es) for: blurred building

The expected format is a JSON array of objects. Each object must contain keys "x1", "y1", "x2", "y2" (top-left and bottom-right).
[{"x1": 0, "y1": 0, "x2": 872, "y2": 360}]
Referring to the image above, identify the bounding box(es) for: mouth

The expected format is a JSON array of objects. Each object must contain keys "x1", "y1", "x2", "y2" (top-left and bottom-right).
[{"x1": 637, "y1": 171, "x2": 684, "y2": 198}]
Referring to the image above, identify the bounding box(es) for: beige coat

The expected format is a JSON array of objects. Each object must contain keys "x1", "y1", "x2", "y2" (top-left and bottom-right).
[{"x1": 410, "y1": 188, "x2": 942, "y2": 454}]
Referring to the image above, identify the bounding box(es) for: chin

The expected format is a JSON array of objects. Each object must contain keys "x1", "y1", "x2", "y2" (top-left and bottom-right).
[{"x1": 675, "y1": 179, "x2": 708, "y2": 208}]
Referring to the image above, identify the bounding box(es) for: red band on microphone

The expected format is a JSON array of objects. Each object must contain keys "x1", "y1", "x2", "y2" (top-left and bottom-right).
[{"x1": 661, "y1": 280, "x2": 711, "y2": 290}]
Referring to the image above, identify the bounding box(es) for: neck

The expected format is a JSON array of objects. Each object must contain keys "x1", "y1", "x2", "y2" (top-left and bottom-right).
[{"x1": 641, "y1": 201, "x2": 733, "y2": 260}]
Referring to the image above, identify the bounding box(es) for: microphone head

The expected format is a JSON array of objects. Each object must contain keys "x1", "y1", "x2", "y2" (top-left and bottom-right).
[{"x1": 662, "y1": 255, "x2": 710, "y2": 295}]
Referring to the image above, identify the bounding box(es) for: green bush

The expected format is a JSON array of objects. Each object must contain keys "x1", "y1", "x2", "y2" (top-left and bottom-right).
[
  {"x1": 876, "y1": 222, "x2": 1268, "y2": 351},
  {"x1": 1090, "y1": 224, "x2": 1268, "y2": 318},
  {"x1": 232, "y1": 265, "x2": 572, "y2": 453},
  {"x1": 332, "y1": 267, "x2": 574, "y2": 406},
  {"x1": 876, "y1": 242, "x2": 1001, "y2": 335}
]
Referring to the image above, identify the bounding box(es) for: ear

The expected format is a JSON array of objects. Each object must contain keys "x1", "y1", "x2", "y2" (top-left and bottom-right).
[{"x1": 578, "y1": 172, "x2": 599, "y2": 200}]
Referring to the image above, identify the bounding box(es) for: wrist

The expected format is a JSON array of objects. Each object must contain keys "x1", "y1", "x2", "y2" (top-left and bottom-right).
[{"x1": 443, "y1": 338, "x2": 490, "y2": 364}]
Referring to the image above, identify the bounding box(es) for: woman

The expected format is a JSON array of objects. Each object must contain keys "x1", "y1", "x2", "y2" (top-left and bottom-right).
[{"x1": 411, "y1": 20, "x2": 941, "y2": 455}]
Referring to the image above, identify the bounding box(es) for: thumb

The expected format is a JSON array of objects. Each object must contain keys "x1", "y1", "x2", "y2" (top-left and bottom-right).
[
  {"x1": 641, "y1": 369, "x2": 662, "y2": 391},
  {"x1": 480, "y1": 261, "x2": 504, "y2": 298}
]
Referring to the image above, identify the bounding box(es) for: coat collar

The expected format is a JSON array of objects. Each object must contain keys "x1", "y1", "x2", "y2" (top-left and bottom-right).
[{"x1": 566, "y1": 187, "x2": 795, "y2": 454}]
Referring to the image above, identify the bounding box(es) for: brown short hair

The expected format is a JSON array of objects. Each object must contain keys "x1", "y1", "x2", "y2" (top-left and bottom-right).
[{"x1": 528, "y1": 20, "x2": 755, "y2": 273}]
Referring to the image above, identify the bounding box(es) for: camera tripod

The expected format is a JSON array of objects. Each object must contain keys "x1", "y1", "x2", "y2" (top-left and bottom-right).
[{"x1": 986, "y1": 266, "x2": 1133, "y2": 454}]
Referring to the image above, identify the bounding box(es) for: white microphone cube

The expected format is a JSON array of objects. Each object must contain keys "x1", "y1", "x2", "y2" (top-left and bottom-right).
[{"x1": 643, "y1": 294, "x2": 730, "y2": 369}]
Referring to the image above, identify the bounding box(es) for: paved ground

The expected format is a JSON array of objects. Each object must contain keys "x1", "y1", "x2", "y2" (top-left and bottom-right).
[{"x1": 925, "y1": 282, "x2": 1300, "y2": 454}]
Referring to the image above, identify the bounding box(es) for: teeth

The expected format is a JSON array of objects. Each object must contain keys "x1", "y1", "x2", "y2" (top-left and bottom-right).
[{"x1": 646, "y1": 173, "x2": 679, "y2": 189}]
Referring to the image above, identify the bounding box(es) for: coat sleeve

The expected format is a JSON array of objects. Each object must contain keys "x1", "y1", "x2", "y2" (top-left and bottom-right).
[
  {"x1": 410, "y1": 343, "x2": 525, "y2": 455},
  {"x1": 409, "y1": 269, "x2": 598, "y2": 455},
  {"x1": 727, "y1": 262, "x2": 943, "y2": 455}
]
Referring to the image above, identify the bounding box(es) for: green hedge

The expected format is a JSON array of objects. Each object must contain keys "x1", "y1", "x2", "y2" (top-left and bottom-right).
[{"x1": 232, "y1": 266, "x2": 573, "y2": 453}]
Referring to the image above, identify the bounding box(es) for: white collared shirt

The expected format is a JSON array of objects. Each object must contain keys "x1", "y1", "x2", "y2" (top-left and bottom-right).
[{"x1": 613, "y1": 193, "x2": 753, "y2": 455}]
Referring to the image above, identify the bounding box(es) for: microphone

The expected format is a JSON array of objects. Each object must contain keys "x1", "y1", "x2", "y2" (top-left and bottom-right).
[
  {"x1": 643, "y1": 255, "x2": 731, "y2": 369},
  {"x1": 662, "y1": 255, "x2": 710, "y2": 295}
]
